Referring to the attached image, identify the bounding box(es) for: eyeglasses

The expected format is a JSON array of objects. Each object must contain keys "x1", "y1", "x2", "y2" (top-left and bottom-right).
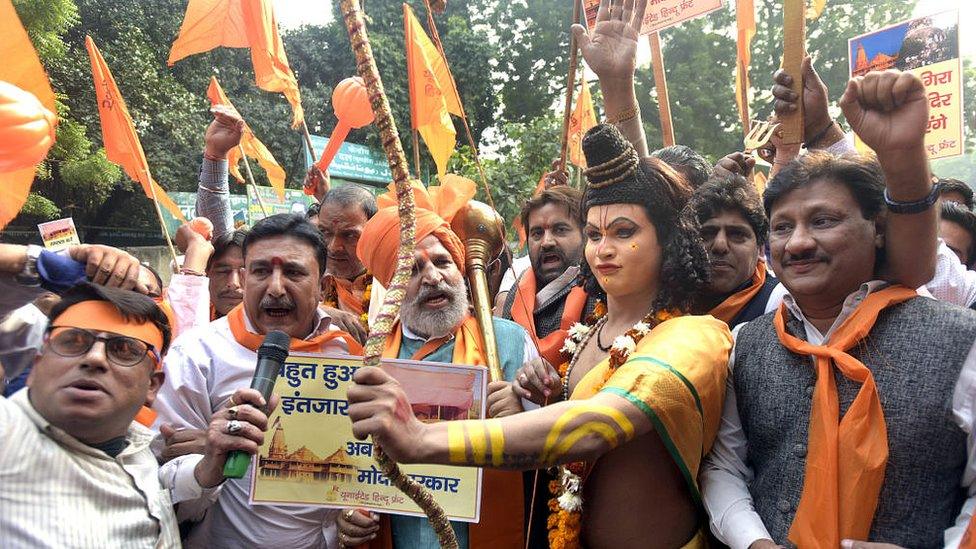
[{"x1": 46, "y1": 326, "x2": 160, "y2": 368}]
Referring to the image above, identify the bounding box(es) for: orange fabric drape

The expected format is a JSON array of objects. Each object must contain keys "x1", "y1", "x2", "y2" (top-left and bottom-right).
[
  {"x1": 776, "y1": 286, "x2": 918, "y2": 549},
  {"x1": 708, "y1": 259, "x2": 767, "y2": 324},
  {"x1": 168, "y1": 0, "x2": 304, "y2": 127},
  {"x1": 960, "y1": 512, "x2": 976, "y2": 549},
  {"x1": 374, "y1": 315, "x2": 524, "y2": 549},
  {"x1": 0, "y1": 0, "x2": 57, "y2": 230},
  {"x1": 567, "y1": 73, "x2": 598, "y2": 169},
  {"x1": 226, "y1": 303, "x2": 363, "y2": 355},
  {"x1": 510, "y1": 269, "x2": 587, "y2": 366},
  {"x1": 325, "y1": 273, "x2": 371, "y2": 316},
  {"x1": 734, "y1": 0, "x2": 756, "y2": 131},
  {"x1": 85, "y1": 36, "x2": 185, "y2": 223}
]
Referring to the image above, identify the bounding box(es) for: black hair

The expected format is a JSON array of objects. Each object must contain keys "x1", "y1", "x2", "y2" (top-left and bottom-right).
[
  {"x1": 321, "y1": 185, "x2": 378, "y2": 220},
  {"x1": 306, "y1": 202, "x2": 321, "y2": 220},
  {"x1": 651, "y1": 145, "x2": 711, "y2": 189},
  {"x1": 243, "y1": 214, "x2": 328, "y2": 275},
  {"x1": 519, "y1": 185, "x2": 584, "y2": 235},
  {"x1": 690, "y1": 174, "x2": 769, "y2": 246},
  {"x1": 580, "y1": 125, "x2": 709, "y2": 313},
  {"x1": 49, "y1": 282, "x2": 172, "y2": 355},
  {"x1": 207, "y1": 228, "x2": 248, "y2": 271},
  {"x1": 937, "y1": 178, "x2": 974, "y2": 210},
  {"x1": 763, "y1": 151, "x2": 885, "y2": 221},
  {"x1": 941, "y1": 201, "x2": 976, "y2": 268}
]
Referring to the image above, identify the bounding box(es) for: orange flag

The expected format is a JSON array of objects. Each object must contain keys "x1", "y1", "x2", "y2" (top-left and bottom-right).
[
  {"x1": 207, "y1": 76, "x2": 286, "y2": 200},
  {"x1": 85, "y1": 36, "x2": 185, "y2": 223},
  {"x1": 0, "y1": 0, "x2": 57, "y2": 230},
  {"x1": 735, "y1": 0, "x2": 755, "y2": 132},
  {"x1": 568, "y1": 73, "x2": 598, "y2": 168},
  {"x1": 168, "y1": 0, "x2": 304, "y2": 128},
  {"x1": 404, "y1": 3, "x2": 461, "y2": 177}
]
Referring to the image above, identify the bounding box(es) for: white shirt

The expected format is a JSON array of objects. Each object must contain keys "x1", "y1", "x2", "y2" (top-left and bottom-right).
[
  {"x1": 927, "y1": 240, "x2": 976, "y2": 307},
  {"x1": 153, "y1": 308, "x2": 351, "y2": 549},
  {"x1": 700, "y1": 282, "x2": 976, "y2": 548},
  {"x1": 0, "y1": 389, "x2": 203, "y2": 548},
  {"x1": 499, "y1": 254, "x2": 532, "y2": 294}
]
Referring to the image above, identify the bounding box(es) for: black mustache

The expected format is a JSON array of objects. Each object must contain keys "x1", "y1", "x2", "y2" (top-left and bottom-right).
[
  {"x1": 260, "y1": 297, "x2": 295, "y2": 309},
  {"x1": 782, "y1": 253, "x2": 828, "y2": 265}
]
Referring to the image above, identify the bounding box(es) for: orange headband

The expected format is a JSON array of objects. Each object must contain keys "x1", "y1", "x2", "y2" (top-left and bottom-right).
[{"x1": 52, "y1": 300, "x2": 165, "y2": 358}]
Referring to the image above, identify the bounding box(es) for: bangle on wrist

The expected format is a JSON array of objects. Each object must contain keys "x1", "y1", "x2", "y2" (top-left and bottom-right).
[
  {"x1": 805, "y1": 121, "x2": 836, "y2": 148},
  {"x1": 884, "y1": 182, "x2": 941, "y2": 214},
  {"x1": 606, "y1": 105, "x2": 640, "y2": 125}
]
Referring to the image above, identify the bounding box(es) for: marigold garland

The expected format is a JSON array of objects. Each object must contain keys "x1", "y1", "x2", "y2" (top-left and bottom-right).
[
  {"x1": 323, "y1": 274, "x2": 372, "y2": 329},
  {"x1": 547, "y1": 303, "x2": 677, "y2": 548}
]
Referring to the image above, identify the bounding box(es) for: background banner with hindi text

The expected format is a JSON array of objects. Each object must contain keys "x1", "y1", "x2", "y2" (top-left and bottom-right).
[
  {"x1": 250, "y1": 355, "x2": 486, "y2": 522},
  {"x1": 848, "y1": 9, "x2": 963, "y2": 160},
  {"x1": 585, "y1": 0, "x2": 724, "y2": 35}
]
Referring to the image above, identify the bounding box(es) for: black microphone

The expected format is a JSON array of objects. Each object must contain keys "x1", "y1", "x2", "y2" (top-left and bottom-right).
[{"x1": 222, "y1": 330, "x2": 290, "y2": 479}]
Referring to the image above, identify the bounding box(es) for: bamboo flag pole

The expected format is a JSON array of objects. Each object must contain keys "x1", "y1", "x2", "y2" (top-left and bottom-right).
[
  {"x1": 145, "y1": 173, "x2": 180, "y2": 272},
  {"x1": 419, "y1": 0, "x2": 495, "y2": 211},
  {"x1": 412, "y1": 129, "x2": 422, "y2": 179},
  {"x1": 648, "y1": 31, "x2": 675, "y2": 147},
  {"x1": 558, "y1": 0, "x2": 583, "y2": 171},
  {"x1": 239, "y1": 144, "x2": 270, "y2": 217}
]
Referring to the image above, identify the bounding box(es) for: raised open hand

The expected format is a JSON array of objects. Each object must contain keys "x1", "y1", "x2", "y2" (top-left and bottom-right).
[{"x1": 573, "y1": 0, "x2": 649, "y2": 82}]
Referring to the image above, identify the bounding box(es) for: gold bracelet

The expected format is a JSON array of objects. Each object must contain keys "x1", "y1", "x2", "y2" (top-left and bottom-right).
[{"x1": 606, "y1": 105, "x2": 640, "y2": 125}]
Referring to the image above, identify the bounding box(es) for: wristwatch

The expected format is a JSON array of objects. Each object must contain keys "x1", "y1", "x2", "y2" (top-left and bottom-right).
[
  {"x1": 15, "y1": 244, "x2": 42, "y2": 286},
  {"x1": 884, "y1": 183, "x2": 942, "y2": 215}
]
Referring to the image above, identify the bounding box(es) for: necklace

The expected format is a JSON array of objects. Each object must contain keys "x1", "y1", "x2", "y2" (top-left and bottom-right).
[{"x1": 595, "y1": 321, "x2": 612, "y2": 352}]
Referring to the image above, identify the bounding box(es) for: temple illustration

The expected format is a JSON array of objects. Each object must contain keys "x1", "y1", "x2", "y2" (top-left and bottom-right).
[
  {"x1": 852, "y1": 42, "x2": 897, "y2": 76},
  {"x1": 258, "y1": 419, "x2": 358, "y2": 482}
]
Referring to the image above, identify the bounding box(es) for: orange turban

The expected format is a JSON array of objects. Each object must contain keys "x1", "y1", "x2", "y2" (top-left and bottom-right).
[{"x1": 357, "y1": 206, "x2": 465, "y2": 288}]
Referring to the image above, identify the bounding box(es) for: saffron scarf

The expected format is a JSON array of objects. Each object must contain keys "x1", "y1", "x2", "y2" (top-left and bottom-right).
[
  {"x1": 775, "y1": 286, "x2": 917, "y2": 548},
  {"x1": 960, "y1": 513, "x2": 976, "y2": 549},
  {"x1": 226, "y1": 303, "x2": 363, "y2": 355},
  {"x1": 325, "y1": 272, "x2": 371, "y2": 316},
  {"x1": 708, "y1": 259, "x2": 767, "y2": 324},
  {"x1": 382, "y1": 315, "x2": 485, "y2": 366},
  {"x1": 510, "y1": 268, "x2": 588, "y2": 366}
]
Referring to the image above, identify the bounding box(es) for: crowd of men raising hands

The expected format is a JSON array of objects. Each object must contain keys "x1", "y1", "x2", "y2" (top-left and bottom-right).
[{"x1": 3, "y1": 0, "x2": 976, "y2": 548}]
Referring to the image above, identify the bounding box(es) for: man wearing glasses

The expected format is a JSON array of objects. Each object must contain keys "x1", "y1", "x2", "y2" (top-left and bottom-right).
[{"x1": 0, "y1": 283, "x2": 274, "y2": 547}]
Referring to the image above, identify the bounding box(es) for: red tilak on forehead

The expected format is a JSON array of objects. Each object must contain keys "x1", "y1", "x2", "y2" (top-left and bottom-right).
[{"x1": 271, "y1": 257, "x2": 284, "y2": 267}]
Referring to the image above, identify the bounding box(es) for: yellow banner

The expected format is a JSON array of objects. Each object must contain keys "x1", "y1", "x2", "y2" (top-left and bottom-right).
[{"x1": 250, "y1": 354, "x2": 486, "y2": 522}]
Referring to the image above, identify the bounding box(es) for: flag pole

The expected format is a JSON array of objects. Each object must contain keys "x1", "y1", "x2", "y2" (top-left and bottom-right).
[
  {"x1": 145, "y1": 174, "x2": 180, "y2": 273},
  {"x1": 238, "y1": 144, "x2": 270, "y2": 217},
  {"x1": 558, "y1": 0, "x2": 582, "y2": 172},
  {"x1": 412, "y1": 129, "x2": 422, "y2": 179},
  {"x1": 648, "y1": 31, "x2": 675, "y2": 147},
  {"x1": 420, "y1": 0, "x2": 495, "y2": 210},
  {"x1": 299, "y1": 120, "x2": 318, "y2": 167}
]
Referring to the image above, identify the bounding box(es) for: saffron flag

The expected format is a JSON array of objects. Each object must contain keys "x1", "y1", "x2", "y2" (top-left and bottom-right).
[
  {"x1": 0, "y1": 0, "x2": 57, "y2": 230},
  {"x1": 808, "y1": 0, "x2": 826, "y2": 19},
  {"x1": 567, "y1": 74, "x2": 598, "y2": 168},
  {"x1": 168, "y1": 0, "x2": 304, "y2": 128},
  {"x1": 85, "y1": 36, "x2": 185, "y2": 223},
  {"x1": 735, "y1": 0, "x2": 756, "y2": 132},
  {"x1": 404, "y1": 3, "x2": 462, "y2": 177},
  {"x1": 207, "y1": 76, "x2": 286, "y2": 200}
]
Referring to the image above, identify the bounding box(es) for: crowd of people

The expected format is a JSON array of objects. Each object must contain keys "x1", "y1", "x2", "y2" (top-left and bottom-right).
[{"x1": 2, "y1": 0, "x2": 976, "y2": 547}]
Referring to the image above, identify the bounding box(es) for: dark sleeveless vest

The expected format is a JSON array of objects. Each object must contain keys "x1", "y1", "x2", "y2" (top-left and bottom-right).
[{"x1": 733, "y1": 297, "x2": 976, "y2": 548}]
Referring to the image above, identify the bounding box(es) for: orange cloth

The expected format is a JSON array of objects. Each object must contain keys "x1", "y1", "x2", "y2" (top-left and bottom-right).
[
  {"x1": 0, "y1": 0, "x2": 57, "y2": 230},
  {"x1": 168, "y1": 0, "x2": 304, "y2": 127},
  {"x1": 509, "y1": 268, "x2": 588, "y2": 366},
  {"x1": 775, "y1": 286, "x2": 918, "y2": 549},
  {"x1": 567, "y1": 73, "x2": 598, "y2": 169},
  {"x1": 85, "y1": 36, "x2": 185, "y2": 223},
  {"x1": 324, "y1": 272, "x2": 371, "y2": 316},
  {"x1": 708, "y1": 259, "x2": 767, "y2": 324},
  {"x1": 373, "y1": 315, "x2": 524, "y2": 549},
  {"x1": 357, "y1": 207, "x2": 465, "y2": 288},
  {"x1": 734, "y1": 0, "x2": 755, "y2": 130},
  {"x1": 53, "y1": 300, "x2": 166, "y2": 366},
  {"x1": 226, "y1": 303, "x2": 363, "y2": 355},
  {"x1": 404, "y1": 3, "x2": 461, "y2": 176},
  {"x1": 961, "y1": 513, "x2": 976, "y2": 549},
  {"x1": 207, "y1": 76, "x2": 286, "y2": 200},
  {"x1": 375, "y1": 176, "x2": 475, "y2": 221}
]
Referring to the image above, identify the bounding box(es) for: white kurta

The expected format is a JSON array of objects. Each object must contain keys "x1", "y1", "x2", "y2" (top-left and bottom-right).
[{"x1": 153, "y1": 310, "x2": 351, "y2": 549}]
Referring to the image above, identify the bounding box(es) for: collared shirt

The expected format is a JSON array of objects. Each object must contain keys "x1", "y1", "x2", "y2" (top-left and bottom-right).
[
  {"x1": 0, "y1": 390, "x2": 192, "y2": 548},
  {"x1": 153, "y1": 307, "x2": 349, "y2": 549},
  {"x1": 534, "y1": 265, "x2": 580, "y2": 311},
  {"x1": 700, "y1": 281, "x2": 976, "y2": 548}
]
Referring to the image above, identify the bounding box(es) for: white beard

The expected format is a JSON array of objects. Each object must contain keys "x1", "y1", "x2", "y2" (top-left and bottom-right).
[{"x1": 400, "y1": 280, "x2": 469, "y2": 339}]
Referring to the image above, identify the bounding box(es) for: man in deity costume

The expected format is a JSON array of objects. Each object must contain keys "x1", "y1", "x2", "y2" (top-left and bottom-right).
[
  {"x1": 344, "y1": 123, "x2": 732, "y2": 549},
  {"x1": 701, "y1": 70, "x2": 976, "y2": 548},
  {"x1": 335, "y1": 180, "x2": 540, "y2": 549},
  {"x1": 687, "y1": 175, "x2": 787, "y2": 327},
  {"x1": 152, "y1": 214, "x2": 363, "y2": 548}
]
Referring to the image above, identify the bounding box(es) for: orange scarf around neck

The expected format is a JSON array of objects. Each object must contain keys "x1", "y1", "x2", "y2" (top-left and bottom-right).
[
  {"x1": 226, "y1": 303, "x2": 363, "y2": 355},
  {"x1": 326, "y1": 272, "x2": 370, "y2": 315},
  {"x1": 708, "y1": 259, "x2": 767, "y2": 324},
  {"x1": 775, "y1": 285, "x2": 917, "y2": 549},
  {"x1": 382, "y1": 315, "x2": 486, "y2": 366},
  {"x1": 510, "y1": 268, "x2": 588, "y2": 366}
]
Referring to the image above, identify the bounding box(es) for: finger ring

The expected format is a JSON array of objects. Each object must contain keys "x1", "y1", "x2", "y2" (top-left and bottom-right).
[
  {"x1": 226, "y1": 420, "x2": 243, "y2": 434},
  {"x1": 228, "y1": 406, "x2": 239, "y2": 419},
  {"x1": 228, "y1": 395, "x2": 238, "y2": 406},
  {"x1": 344, "y1": 510, "x2": 354, "y2": 520}
]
